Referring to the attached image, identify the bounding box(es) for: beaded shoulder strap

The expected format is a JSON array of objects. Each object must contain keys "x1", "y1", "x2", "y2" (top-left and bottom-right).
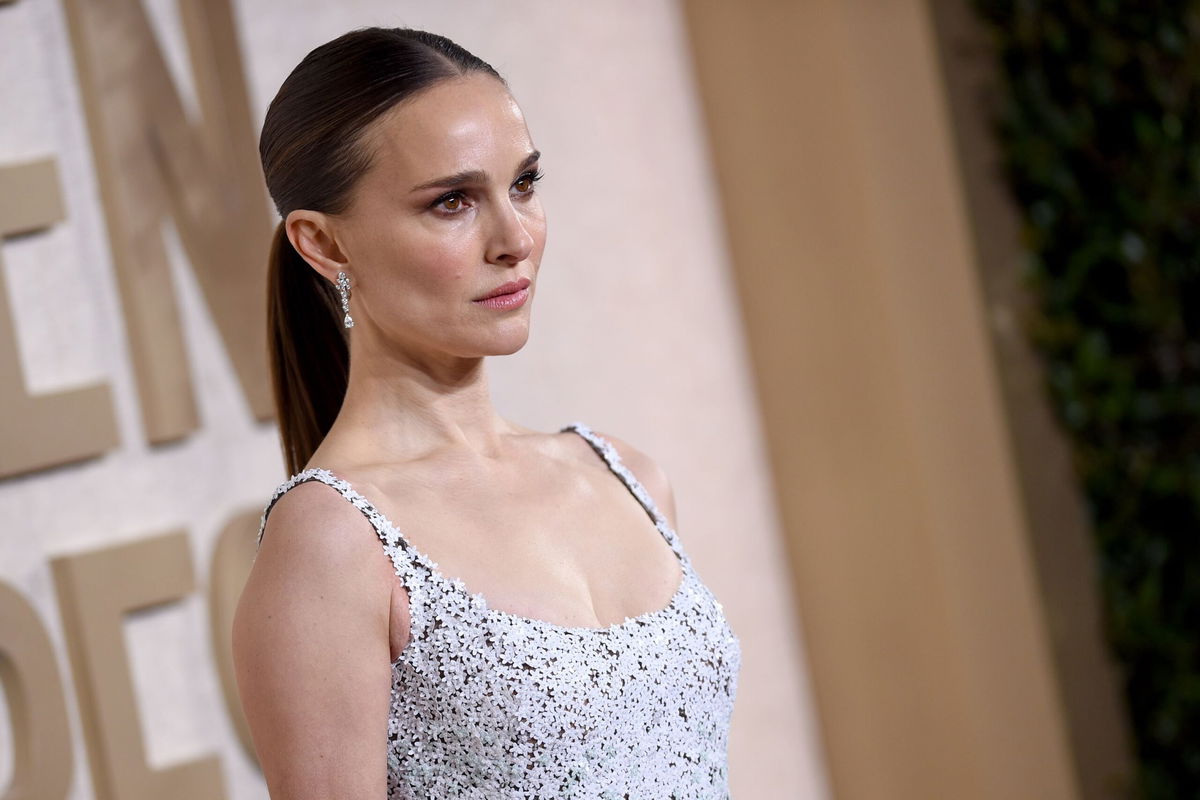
[
  {"x1": 559, "y1": 421, "x2": 689, "y2": 566},
  {"x1": 256, "y1": 468, "x2": 424, "y2": 589}
]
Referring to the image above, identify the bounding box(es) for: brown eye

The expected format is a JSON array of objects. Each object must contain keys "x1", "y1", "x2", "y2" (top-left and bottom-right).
[
  {"x1": 513, "y1": 169, "x2": 543, "y2": 195},
  {"x1": 440, "y1": 194, "x2": 463, "y2": 211}
]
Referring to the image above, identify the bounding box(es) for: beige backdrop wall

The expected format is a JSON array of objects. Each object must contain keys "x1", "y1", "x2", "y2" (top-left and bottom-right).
[{"x1": 0, "y1": 1, "x2": 825, "y2": 798}]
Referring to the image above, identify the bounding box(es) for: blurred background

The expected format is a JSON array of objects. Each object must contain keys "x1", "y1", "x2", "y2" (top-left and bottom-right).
[{"x1": 1, "y1": 0, "x2": 1194, "y2": 798}]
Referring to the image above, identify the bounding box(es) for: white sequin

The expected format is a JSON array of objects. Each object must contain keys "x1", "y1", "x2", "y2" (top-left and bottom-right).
[{"x1": 257, "y1": 421, "x2": 742, "y2": 798}]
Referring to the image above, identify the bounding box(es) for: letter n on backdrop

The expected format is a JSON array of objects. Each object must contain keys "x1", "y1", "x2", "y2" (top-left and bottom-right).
[{"x1": 60, "y1": 0, "x2": 274, "y2": 444}]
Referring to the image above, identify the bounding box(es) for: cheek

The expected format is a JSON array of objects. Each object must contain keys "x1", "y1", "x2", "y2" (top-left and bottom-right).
[
  {"x1": 410, "y1": 230, "x2": 476, "y2": 289},
  {"x1": 366, "y1": 221, "x2": 476, "y2": 293}
]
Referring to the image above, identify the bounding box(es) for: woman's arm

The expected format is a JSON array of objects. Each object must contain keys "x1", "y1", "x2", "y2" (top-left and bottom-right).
[{"x1": 233, "y1": 480, "x2": 398, "y2": 799}]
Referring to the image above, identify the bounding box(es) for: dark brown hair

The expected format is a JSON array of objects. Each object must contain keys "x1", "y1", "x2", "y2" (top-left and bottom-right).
[{"x1": 259, "y1": 27, "x2": 505, "y2": 475}]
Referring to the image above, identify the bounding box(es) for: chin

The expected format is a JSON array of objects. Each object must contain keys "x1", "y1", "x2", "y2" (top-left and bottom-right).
[
  {"x1": 487, "y1": 332, "x2": 531, "y2": 356},
  {"x1": 469, "y1": 321, "x2": 531, "y2": 356}
]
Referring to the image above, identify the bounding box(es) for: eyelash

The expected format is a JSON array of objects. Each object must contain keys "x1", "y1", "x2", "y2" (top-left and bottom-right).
[
  {"x1": 430, "y1": 169, "x2": 544, "y2": 214},
  {"x1": 517, "y1": 168, "x2": 545, "y2": 192}
]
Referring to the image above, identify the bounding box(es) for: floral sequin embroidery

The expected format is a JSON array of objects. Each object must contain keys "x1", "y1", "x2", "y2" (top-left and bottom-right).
[{"x1": 257, "y1": 421, "x2": 742, "y2": 799}]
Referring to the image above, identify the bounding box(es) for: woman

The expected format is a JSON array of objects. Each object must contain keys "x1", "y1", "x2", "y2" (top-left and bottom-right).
[{"x1": 233, "y1": 26, "x2": 741, "y2": 799}]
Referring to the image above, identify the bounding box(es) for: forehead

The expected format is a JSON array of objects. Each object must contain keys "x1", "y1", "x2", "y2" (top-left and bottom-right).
[{"x1": 361, "y1": 73, "x2": 532, "y2": 183}]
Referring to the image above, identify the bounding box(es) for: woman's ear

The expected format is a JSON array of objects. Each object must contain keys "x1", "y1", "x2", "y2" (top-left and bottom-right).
[{"x1": 285, "y1": 209, "x2": 350, "y2": 284}]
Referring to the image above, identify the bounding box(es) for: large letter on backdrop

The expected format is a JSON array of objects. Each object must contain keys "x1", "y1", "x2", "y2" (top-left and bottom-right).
[
  {"x1": 0, "y1": 159, "x2": 119, "y2": 477},
  {"x1": 60, "y1": 0, "x2": 274, "y2": 444},
  {"x1": 51, "y1": 532, "x2": 227, "y2": 800},
  {"x1": 0, "y1": 581, "x2": 75, "y2": 800}
]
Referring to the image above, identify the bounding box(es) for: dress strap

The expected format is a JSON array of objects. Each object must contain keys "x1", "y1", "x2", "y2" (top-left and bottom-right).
[
  {"x1": 559, "y1": 422, "x2": 689, "y2": 570},
  {"x1": 257, "y1": 468, "x2": 424, "y2": 590}
]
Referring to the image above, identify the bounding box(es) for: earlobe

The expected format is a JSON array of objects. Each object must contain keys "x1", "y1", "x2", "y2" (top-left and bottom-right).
[{"x1": 285, "y1": 209, "x2": 349, "y2": 283}]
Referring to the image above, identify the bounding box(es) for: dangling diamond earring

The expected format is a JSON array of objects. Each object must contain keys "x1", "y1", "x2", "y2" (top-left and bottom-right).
[{"x1": 337, "y1": 271, "x2": 354, "y2": 329}]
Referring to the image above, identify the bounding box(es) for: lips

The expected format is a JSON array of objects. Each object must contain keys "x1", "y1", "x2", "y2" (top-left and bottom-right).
[{"x1": 474, "y1": 276, "x2": 531, "y2": 301}]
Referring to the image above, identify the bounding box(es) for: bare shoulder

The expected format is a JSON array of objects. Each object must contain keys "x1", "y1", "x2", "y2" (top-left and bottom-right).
[
  {"x1": 589, "y1": 429, "x2": 679, "y2": 531},
  {"x1": 248, "y1": 478, "x2": 402, "y2": 633},
  {"x1": 233, "y1": 478, "x2": 396, "y2": 797},
  {"x1": 256, "y1": 478, "x2": 391, "y2": 573},
  {"x1": 240, "y1": 477, "x2": 397, "y2": 652}
]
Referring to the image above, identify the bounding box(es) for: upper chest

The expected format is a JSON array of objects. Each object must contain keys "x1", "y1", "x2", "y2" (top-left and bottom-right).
[{"x1": 361, "y1": 434, "x2": 683, "y2": 631}]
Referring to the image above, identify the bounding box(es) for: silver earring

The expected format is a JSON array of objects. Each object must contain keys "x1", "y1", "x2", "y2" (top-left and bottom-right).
[{"x1": 337, "y1": 271, "x2": 354, "y2": 328}]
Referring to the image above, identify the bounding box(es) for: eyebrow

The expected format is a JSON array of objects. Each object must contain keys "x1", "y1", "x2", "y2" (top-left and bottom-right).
[{"x1": 409, "y1": 150, "x2": 541, "y2": 194}]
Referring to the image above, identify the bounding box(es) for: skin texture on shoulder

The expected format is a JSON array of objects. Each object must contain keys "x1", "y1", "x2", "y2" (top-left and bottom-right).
[
  {"x1": 589, "y1": 430, "x2": 679, "y2": 532},
  {"x1": 232, "y1": 480, "x2": 398, "y2": 799}
]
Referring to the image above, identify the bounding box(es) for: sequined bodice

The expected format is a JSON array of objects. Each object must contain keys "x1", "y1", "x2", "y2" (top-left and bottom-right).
[{"x1": 257, "y1": 421, "x2": 741, "y2": 799}]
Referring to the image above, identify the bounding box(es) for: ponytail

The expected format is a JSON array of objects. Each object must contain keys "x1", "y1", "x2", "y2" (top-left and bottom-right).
[{"x1": 266, "y1": 220, "x2": 349, "y2": 475}]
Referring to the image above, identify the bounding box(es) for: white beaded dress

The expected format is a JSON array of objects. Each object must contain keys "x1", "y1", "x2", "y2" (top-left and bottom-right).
[{"x1": 256, "y1": 421, "x2": 742, "y2": 799}]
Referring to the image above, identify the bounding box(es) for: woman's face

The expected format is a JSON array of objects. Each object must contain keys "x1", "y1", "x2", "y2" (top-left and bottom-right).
[{"x1": 320, "y1": 72, "x2": 546, "y2": 361}]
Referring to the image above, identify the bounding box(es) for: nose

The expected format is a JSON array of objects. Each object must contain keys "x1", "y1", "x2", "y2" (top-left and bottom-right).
[{"x1": 485, "y1": 198, "x2": 535, "y2": 266}]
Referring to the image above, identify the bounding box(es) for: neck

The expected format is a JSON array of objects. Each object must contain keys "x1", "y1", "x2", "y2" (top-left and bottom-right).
[{"x1": 324, "y1": 335, "x2": 517, "y2": 465}]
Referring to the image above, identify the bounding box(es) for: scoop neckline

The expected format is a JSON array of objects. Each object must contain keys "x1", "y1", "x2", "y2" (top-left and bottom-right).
[{"x1": 291, "y1": 456, "x2": 691, "y2": 636}]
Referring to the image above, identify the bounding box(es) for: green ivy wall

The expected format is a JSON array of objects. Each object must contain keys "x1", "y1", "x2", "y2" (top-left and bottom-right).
[{"x1": 970, "y1": 3, "x2": 1200, "y2": 797}]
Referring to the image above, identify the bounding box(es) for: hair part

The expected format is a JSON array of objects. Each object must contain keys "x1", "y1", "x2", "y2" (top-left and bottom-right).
[{"x1": 260, "y1": 27, "x2": 506, "y2": 474}]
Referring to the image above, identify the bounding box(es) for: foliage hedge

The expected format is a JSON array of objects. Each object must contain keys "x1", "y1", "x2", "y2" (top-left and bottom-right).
[{"x1": 969, "y1": 3, "x2": 1200, "y2": 797}]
